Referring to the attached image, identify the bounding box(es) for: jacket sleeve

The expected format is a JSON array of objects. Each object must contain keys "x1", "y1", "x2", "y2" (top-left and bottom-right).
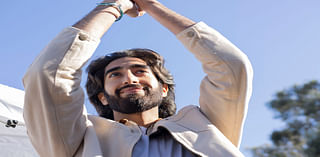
[
  {"x1": 23, "y1": 27, "x2": 100, "y2": 157},
  {"x1": 176, "y1": 22, "x2": 253, "y2": 147}
]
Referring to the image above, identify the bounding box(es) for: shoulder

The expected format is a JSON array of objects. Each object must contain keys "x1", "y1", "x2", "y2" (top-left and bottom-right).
[
  {"x1": 162, "y1": 105, "x2": 213, "y2": 132},
  {"x1": 87, "y1": 115, "x2": 115, "y2": 128}
]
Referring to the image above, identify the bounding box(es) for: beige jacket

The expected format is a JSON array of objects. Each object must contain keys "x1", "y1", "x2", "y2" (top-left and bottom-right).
[{"x1": 23, "y1": 22, "x2": 253, "y2": 157}]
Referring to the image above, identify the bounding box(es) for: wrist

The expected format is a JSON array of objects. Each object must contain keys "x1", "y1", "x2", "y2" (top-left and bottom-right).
[
  {"x1": 96, "y1": 2, "x2": 124, "y2": 21},
  {"x1": 102, "y1": 0, "x2": 133, "y2": 13}
]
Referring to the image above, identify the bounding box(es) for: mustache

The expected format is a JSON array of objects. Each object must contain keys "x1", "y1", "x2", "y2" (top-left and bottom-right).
[{"x1": 115, "y1": 84, "x2": 149, "y2": 96}]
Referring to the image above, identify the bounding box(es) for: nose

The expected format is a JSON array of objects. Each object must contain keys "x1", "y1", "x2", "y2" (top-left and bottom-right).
[{"x1": 123, "y1": 70, "x2": 139, "y2": 85}]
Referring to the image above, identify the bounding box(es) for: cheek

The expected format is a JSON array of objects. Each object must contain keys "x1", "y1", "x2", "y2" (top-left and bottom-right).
[
  {"x1": 104, "y1": 80, "x2": 117, "y2": 95},
  {"x1": 145, "y1": 75, "x2": 160, "y2": 89}
]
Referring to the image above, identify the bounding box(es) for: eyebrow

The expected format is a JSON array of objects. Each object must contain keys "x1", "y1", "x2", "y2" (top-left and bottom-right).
[
  {"x1": 105, "y1": 64, "x2": 150, "y2": 76},
  {"x1": 105, "y1": 66, "x2": 122, "y2": 76},
  {"x1": 130, "y1": 64, "x2": 149, "y2": 69}
]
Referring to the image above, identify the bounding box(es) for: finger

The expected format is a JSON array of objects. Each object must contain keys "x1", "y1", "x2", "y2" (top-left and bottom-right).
[
  {"x1": 132, "y1": 2, "x2": 146, "y2": 16},
  {"x1": 133, "y1": 2, "x2": 140, "y2": 14},
  {"x1": 138, "y1": 10, "x2": 146, "y2": 16}
]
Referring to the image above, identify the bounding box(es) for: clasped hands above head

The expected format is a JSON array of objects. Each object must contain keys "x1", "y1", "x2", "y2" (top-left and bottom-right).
[{"x1": 100, "y1": 0, "x2": 154, "y2": 18}]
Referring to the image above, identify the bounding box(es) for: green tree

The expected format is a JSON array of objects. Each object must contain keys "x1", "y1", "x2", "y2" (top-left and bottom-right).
[{"x1": 250, "y1": 80, "x2": 320, "y2": 157}]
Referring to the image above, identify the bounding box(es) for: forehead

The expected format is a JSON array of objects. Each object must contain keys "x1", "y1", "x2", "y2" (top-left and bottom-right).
[{"x1": 105, "y1": 57, "x2": 148, "y2": 72}]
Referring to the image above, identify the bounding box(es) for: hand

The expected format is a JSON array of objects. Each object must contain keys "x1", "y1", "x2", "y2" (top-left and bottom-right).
[
  {"x1": 130, "y1": 0, "x2": 158, "y2": 12},
  {"x1": 125, "y1": 2, "x2": 146, "y2": 17},
  {"x1": 106, "y1": 0, "x2": 144, "y2": 17},
  {"x1": 126, "y1": 0, "x2": 145, "y2": 17}
]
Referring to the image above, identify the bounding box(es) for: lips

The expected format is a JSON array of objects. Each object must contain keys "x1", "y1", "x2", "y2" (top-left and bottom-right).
[
  {"x1": 120, "y1": 87, "x2": 143, "y2": 94},
  {"x1": 115, "y1": 84, "x2": 146, "y2": 96}
]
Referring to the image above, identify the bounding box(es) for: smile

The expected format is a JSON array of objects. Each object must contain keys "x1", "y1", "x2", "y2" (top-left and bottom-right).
[{"x1": 120, "y1": 87, "x2": 144, "y2": 94}]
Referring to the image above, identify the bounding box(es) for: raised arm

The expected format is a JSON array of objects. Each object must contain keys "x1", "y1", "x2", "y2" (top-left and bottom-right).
[
  {"x1": 23, "y1": 1, "x2": 138, "y2": 156},
  {"x1": 178, "y1": 23, "x2": 253, "y2": 147},
  {"x1": 133, "y1": 0, "x2": 253, "y2": 147},
  {"x1": 73, "y1": 0, "x2": 141, "y2": 38},
  {"x1": 132, "y1": 0, "x2": 195, "y2": 35}
]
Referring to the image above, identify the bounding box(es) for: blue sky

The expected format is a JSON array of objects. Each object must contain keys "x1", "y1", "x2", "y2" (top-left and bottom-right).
[{"x1": 1, "y1": 0, "x2": 319, "y2": 156}]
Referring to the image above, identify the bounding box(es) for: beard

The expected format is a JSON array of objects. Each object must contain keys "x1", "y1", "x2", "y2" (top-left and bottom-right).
[{"x1": 104, "y1": 84, "x2": 163, "y2": 114}]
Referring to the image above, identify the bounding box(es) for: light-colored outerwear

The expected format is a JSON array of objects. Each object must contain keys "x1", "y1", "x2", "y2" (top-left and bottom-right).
[{"x1": 23, "y1": 22, "x2": 253, "y2": 157}]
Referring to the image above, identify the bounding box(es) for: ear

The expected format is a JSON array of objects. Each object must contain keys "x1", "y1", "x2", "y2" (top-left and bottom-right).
[
  {"x1": 98, "y1": 92, "x2": 108, "y2": 105},
  {"x1": 162, "y1": 84, "x2": 169, "y2": 97}
]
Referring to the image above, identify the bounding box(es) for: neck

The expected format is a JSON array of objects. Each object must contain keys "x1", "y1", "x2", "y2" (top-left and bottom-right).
[{"x1": 113, "y1": 106, "x2": 159, "y2": 127}]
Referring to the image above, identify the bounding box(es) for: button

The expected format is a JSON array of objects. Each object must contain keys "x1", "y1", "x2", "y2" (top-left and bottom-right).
[
  {"x1": 187, "y1": 31, "x2": 195, "y2": 37},
  {"x1": 78, "y1": 34, "x2": 88, "y2": 41},
  {"x1": 119, "y1": 119, "x2": 128, "y2": 124}
]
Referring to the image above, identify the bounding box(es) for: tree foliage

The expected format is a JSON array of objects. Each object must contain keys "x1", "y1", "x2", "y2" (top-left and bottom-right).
[{"x1": 250, "y1": 80, "x2": 320, "y2": 157}]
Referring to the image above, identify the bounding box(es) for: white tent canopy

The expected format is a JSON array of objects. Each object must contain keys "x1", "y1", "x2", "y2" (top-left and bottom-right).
[{"x1": 0, "y1": 84, "x2": 38, "y2": 157}]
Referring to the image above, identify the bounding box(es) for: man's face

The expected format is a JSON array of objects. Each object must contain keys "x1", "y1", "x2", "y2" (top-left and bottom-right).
[{"x1": 101, "y1": 57, "x2": 167, "y2": 114}]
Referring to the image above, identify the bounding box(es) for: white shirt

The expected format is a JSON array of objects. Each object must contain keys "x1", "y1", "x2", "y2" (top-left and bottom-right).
[{"x1": 132, "y1": 126, "x2": 196, "y2": 157}]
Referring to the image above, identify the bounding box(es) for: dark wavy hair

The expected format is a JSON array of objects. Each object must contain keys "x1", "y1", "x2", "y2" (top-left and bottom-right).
[{"x1": 85, "y1": 48, "x2": 176, "y2": 120}]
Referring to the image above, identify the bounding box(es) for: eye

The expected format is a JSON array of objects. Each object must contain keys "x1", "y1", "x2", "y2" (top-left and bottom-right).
[
  {"x1": 135, "y1": 69, "x2": 148, "y2": 74},
  {"x1": 108, "y1": 72, "x2": 121, "y2": 78}
]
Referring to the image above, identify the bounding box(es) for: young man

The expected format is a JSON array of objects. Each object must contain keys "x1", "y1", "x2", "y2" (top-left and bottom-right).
[{"x1": 23, "y1": 0, "x2": 253, "y2": 156}]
